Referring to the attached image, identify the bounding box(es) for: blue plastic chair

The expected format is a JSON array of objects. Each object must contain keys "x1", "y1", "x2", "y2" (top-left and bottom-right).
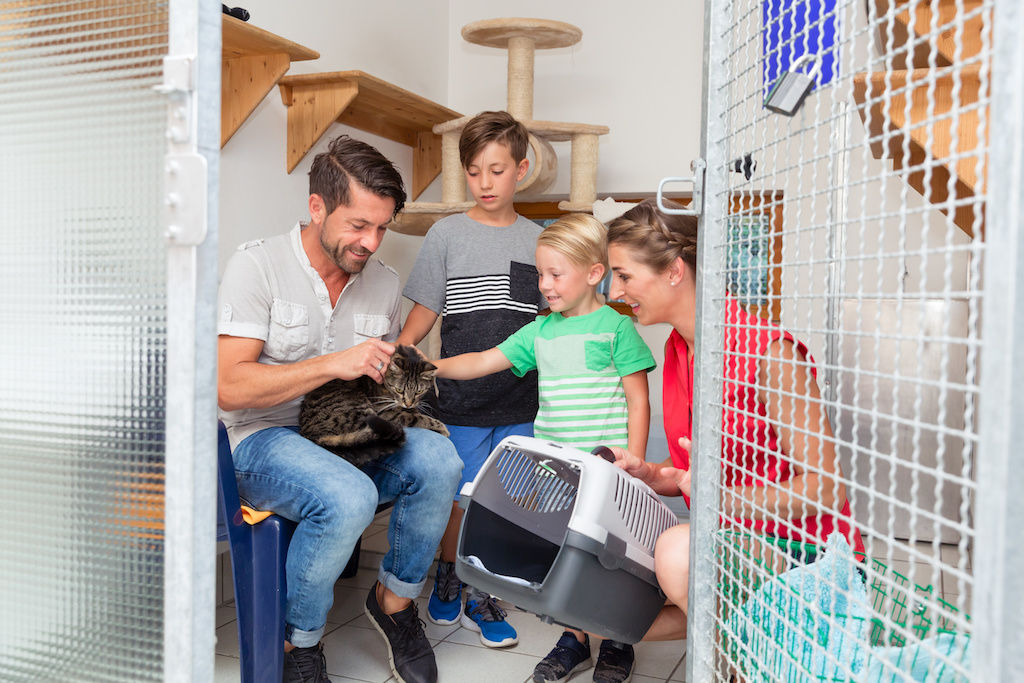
[
  {"x1": 217, "y1": 422, "x2": 297, "y2": 683},
  {"x1": 216, "y1": 422, "x2": 378, "y2": 682}
]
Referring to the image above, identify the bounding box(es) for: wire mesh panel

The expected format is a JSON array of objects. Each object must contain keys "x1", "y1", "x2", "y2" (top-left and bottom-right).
[
  {"x1": 690, "y1": 0, "x2": 996, "y2": 680},
  {"x1": 0, "y1": 2, "x2": 168, "y2": 680}
]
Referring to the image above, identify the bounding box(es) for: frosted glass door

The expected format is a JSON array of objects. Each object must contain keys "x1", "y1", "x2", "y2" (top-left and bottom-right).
[{"x1": 0, "y1": 3, "x2": 193, "y2": 679}]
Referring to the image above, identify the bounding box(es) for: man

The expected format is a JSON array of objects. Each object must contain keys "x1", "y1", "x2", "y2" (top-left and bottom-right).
[{"x1": 218, "y1": 135, "x2": 462, "y2": 683}]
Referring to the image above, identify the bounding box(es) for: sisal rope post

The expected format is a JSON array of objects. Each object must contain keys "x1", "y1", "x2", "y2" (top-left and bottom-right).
[
  {"x1": 568, "y1": 133, "x2": 599, "y2": 206},
  {"x1": 507, "y1": 35, "x2": 535, "y2": 121},
  {"x1": 440, "y1": 130, "x2": 465, "y2": 203}
]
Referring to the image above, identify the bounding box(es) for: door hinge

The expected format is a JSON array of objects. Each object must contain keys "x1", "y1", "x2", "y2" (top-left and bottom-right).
[{"x1": 164, "y1": 152, "x2": 208, "y2": 246}]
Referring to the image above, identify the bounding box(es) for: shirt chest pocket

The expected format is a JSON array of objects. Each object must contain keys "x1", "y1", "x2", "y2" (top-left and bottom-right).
[
  {"x1": 266, "y1": 299, "x2": 309, "y2": 362},
  {"x1": 353, "y1": 313, "x2": 391, "y2": 347},
  {"x1": 584, "y1": 339, "x2": 613, "y2": 372}
]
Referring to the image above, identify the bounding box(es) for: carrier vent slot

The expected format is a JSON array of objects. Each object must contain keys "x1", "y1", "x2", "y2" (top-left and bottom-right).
[
  {"x1": 494, "y1": 446, "x2": 577, "y2": 513},
  {"x1": 614, "y1": 475, "x2": 678, "y2": 553}
]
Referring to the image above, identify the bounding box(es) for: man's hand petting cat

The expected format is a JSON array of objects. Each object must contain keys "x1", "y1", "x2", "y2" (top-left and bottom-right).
[{"x1": 334, "y1": 339, "x2": 395, "y2": 383}]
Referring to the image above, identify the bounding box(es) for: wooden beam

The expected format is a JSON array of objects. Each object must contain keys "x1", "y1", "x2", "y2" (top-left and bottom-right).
[
  {"x1": 871, "y1": 0, "x2": 987, "y2": 69},
  {"x1": 221, "y1": 52, "x2": 290, "y2": 147},
  {"x1": 220, "y1": 14, "x2": 317, "y2": 148},
  {"x1": 852, "y1": 65, "x2": 987, "y2": 237},
  {"x1": 277, "y1": 71, "x2": 461, "y2": 199},
  {"x1": 413, "y1": 131, "x2": 442, "y2": 201}
]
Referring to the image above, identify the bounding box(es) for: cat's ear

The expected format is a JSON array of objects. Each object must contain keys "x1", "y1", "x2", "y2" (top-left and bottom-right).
[{"x1": 420, "y1": 360, "x2": 437, "y2": 372}]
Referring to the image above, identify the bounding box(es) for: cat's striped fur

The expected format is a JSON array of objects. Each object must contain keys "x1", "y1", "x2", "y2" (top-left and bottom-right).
[{"x1": 298, "y1": 345, "x2": 449, "y2": 466}]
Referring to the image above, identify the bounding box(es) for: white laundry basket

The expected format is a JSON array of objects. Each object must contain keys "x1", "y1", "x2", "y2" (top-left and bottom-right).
[{"x1": 455, "y1": 436, "x2": 679, "y2": 643}]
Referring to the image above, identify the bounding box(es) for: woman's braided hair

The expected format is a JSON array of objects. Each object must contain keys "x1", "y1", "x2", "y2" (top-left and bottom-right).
[{"x1": 606, "y1": 198, "x2": 698, "y2": 274}]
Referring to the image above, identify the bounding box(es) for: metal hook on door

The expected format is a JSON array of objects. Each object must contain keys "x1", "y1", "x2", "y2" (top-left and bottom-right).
[{"x1": 657, "y1": 159, "x2": 706, "y2": 217}]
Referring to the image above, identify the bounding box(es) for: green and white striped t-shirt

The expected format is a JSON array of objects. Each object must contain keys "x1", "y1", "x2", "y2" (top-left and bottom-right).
[{"x1": 497, "y1": 305, "x2": 655, "y2": 449}]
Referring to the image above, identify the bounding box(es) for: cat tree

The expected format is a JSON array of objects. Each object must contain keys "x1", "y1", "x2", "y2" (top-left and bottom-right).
[{"x1": 392, "y1": 17, "x2": 609, "y2": 235}]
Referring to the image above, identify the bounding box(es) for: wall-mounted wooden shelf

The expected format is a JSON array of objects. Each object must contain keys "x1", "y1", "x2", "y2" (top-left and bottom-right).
[
  {"x1": 853, "y1": 66, "x2": 986, "y2": 238},
  {"x1": 277, "y1": 71, "x2": 462, "y2": 200},
  {"x1": 221, "y1": 15, "x2": 318, "y2": 148}
]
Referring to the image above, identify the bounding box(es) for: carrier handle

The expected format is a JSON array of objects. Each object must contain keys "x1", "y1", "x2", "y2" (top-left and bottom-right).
[{"x1": 591, "y1": 445, "x2": 616, "y2": 463}]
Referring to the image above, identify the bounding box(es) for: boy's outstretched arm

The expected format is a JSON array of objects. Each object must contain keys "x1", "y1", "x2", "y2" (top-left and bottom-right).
[
  {"x1": 397, "y1": 302, "x2": 439, "y2": 346},
  {"x1": 433, "y1": 347, "x2": 512, "y2": 380},
  {"x1": 622, "y1": 370, "x2": 651, "y2": 461}
]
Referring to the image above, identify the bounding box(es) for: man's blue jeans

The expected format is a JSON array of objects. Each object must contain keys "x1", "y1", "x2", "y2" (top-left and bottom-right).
[{"x1": 232, "y1": 426, "x2": 463, "y2": 648}]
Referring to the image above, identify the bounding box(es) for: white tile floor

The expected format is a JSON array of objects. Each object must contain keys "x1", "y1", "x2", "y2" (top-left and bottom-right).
[
  {"x1": 214, "y1": 511, "x2": 687, "y2": 683},
  {"x1": 215, "y1": 512, "x2": 973, "y2": 683}
]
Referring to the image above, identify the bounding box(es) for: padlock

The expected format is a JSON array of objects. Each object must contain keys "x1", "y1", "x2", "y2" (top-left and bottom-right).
[{"x1": 764, "y1": 54, "x2": 821, "y2": 116}]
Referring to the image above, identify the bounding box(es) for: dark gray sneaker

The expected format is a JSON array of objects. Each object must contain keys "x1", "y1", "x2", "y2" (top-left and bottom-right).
[
  {"x1": 282, "y1": 642, "x2": 331, "y2": 683},
  {"x1": 593, "y1": 640, "x2": 634, "y2": 683},
  {"x1": 532, "y1": 631, "x2": 592, "y2": 682},
  {"x1": 364, "y1": 585, "x2": 437, "y2": 683}
]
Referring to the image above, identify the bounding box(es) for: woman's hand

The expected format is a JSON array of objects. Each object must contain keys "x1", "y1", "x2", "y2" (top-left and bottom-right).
[
  {"x1": 612, "y1": 439, "x2": 693, "y2": 498},
  {"x1": 611, "y1": 446, "x2": 648, "y2": 480},
  {"x1": 672, "y1": 438, "x2": 692, "y2": 497}
]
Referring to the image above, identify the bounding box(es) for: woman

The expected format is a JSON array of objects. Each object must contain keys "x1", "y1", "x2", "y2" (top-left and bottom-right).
[{"x1": 605, "y1": 199, "x2": 863, "y2": 640}]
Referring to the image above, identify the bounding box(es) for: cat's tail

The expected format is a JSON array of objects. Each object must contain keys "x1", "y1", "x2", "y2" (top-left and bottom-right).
[
  {"x1": 330, "y1": 415, "x2": 406, "y2": 466},
  {"x1": 365, "y1": 414, "x2": 406, "y2": 448}
]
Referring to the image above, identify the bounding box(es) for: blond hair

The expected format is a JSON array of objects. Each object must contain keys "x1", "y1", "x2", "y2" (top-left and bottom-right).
[{"x1": 537, "y1": 213, "x2": 608, "y2": 270}]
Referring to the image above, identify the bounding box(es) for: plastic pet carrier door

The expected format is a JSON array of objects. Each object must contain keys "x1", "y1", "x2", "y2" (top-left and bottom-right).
[{"x1": 456, "y1": 436, "x2": 678, "y2": 643}]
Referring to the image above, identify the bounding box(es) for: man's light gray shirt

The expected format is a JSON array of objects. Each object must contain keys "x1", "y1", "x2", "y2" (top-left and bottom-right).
[{"x1": 218, "y1": 222, "x2": 401, "y2": 449}]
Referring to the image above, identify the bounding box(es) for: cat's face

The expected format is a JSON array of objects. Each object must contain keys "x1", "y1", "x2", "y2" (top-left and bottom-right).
[{"x1": 382, "y1": 345, "x2": 437, "y2": 408}]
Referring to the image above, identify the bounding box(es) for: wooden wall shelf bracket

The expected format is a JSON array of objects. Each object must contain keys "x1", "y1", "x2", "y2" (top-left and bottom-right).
[
  {"x1": 277, "y1": 71, "x2": 462, "y2": 200},
  {"x1": 221, "y1": 15, "x2": 318, "y2": 148}
]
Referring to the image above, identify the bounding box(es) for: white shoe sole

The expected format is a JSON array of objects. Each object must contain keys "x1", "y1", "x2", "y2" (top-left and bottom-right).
[
  {"x1": 459, "y1": 611, "x2": 519, "y2": 648},
  {"x1": 363, "y1": 603, "x2": 407, "y2": 683},
  {"x1": 426, "y1": 609, "x2": 460, "y2": 626}
]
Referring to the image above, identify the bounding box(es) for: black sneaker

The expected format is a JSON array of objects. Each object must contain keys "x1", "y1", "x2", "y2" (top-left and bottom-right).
[
  {"x1": 282, "y1": 642, "x2": 331, "y2": 683},
  {"x1": 364, "y1": 584, "x2": 437, "y2": 683},
  {"x1": 593, "y1": 640, "x2": 634, "y2": 683},
  {"x1": 532, "y1": 631, "x2": 592, "y2": 682}
]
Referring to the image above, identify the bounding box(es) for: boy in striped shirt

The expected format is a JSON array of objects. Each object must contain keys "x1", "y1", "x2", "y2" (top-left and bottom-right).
[
  {"x1": 399, "y1": 111, "x2": 546, "y2": 648},
  {"x1": 433, "y1": 213, "x2": 656, "y2": 683}
]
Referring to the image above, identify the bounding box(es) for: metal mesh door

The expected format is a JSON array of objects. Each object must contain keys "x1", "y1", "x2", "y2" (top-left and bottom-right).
[{"x1": 686, "y1": 0, "x2": 1019, "y2": 680}]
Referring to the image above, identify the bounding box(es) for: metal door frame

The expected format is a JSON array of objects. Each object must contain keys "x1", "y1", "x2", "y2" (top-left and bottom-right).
[{"x1": 163, "y1": 2, "x2": 219, "y2": 681}]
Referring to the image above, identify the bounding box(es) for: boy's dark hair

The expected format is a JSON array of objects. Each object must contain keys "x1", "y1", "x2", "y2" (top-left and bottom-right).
[
  {"x1": 459, "y1": 111, "x2": 529, "y2": 169},
  {"x1": 309, "y1": 135, "x2": 407, "y2": 217}
]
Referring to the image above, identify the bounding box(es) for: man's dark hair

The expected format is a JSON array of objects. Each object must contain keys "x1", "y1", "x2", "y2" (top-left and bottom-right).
[{"x1": 309, "y1": 135, "x2": 407, "y2": 218}]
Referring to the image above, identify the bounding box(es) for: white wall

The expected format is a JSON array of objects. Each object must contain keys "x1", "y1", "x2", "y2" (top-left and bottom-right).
[
  {"x1": 218, "y1": 0, "x2": 451, "y2": 284},
  {"x1": 447, "y1": 0, "x2": 705, "y2": 196},
  {"x1": 219, "y1": 2, "x2": 707, "y2": 465}
]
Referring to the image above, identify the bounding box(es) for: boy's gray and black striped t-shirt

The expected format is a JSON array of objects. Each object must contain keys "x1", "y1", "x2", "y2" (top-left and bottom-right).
[{"x1": 403, "y1": 213, "x2": 546, "y2": 426}]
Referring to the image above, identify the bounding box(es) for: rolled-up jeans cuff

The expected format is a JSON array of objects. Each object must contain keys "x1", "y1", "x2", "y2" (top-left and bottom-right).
[
  {"x1": 286, "y1": 624, "x2": 324, "y2": 649},
  {"x1": 378, "y1": 568, "x2": 426, "y2": 600}
]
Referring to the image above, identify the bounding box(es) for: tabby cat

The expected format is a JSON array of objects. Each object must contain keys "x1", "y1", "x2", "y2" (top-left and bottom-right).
[{"x1": 298, "y1": 345, "x2": 449, "y2": 466}]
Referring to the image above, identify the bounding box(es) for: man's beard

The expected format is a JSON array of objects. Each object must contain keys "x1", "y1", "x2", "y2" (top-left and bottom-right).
[{"x1": 320, "y1": 232, "x2": 370, "y2": 274}]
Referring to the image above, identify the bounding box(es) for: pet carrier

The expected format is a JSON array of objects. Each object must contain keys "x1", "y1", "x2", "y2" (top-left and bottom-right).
[{"x1": 455, "y1": 435, "x2": 680, "y2": 643}]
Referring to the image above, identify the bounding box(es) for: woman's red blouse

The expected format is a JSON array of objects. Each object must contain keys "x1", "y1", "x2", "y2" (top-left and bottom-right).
[{"x1": 663, "y1": 298, "x2": 865, "y2": 554}]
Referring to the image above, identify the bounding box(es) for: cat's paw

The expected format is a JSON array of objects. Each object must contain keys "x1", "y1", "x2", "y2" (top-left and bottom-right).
[{"x1": 417, "y1": 416, "x2": 449, "y2": 437}]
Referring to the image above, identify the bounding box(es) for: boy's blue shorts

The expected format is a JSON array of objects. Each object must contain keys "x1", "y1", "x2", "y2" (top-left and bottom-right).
[{"x1": 446, "y1": 422, "x2": 534, "y2": 501}]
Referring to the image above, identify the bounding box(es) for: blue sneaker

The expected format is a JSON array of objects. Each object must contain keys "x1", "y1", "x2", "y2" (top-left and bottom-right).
[
  {"x1": 460, "y1": 593, "x2": 519, "y2": 648},
  {"x1": 426, "y1": 560, "x2": 462, "y2": 625}
]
